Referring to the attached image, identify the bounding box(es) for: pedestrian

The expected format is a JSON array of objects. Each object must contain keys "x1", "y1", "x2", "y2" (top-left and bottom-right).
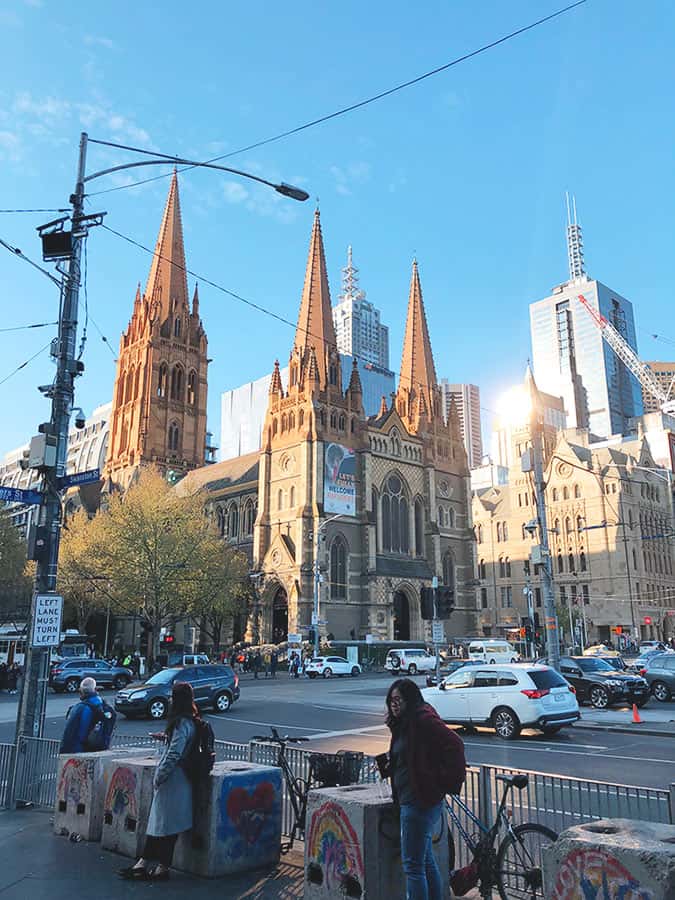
[
  {"x1": 119, "y1": 681, "x2": 197, "y2": 881},
  {"x1": 292, "y1": 653, "x2": 300, "y2": 679},
  {"x1": 7, "y1": 664, "x2": 18, "y2": 694},
  {"x1": 382, "y1": 678, "x2": 466, "y2": 900},
  {"x1": 252, "y1": 650, "x2": 261, "y2": 679},
  {"x1": 59, "y1": 678, "x2": 105, "y2": 754},
  {"x1": 263, "y1": 650, "x2": 271, "y2": 678},
  {"x1": 0, "y1": 663, "x2": 7, "y2": 693},
  {"x1": 270, "y1": 649, "x2": 278, "y2": 679}
]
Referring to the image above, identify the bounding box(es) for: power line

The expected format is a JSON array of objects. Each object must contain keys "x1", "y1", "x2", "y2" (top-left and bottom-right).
[
  {"x1": 0, "y1": 341, "x2": 52, "y2": 388},
  {"x1": 0, "y1": 208, "x2": 69, "y2": 214},
  {"x1": 0, "y1": 322, "x2": 57, "y2": 334},
  {"x1": 87, "y1": 1, "x2": 587, "y2": 198}
]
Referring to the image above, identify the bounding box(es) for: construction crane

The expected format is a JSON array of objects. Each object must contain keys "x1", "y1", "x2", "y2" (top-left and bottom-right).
[{"x1": 577, "y1": 293, "x2": 675, "y2": 415}]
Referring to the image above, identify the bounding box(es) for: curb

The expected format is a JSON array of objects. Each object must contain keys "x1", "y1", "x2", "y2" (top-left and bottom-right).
[{"x1": 573, "y1": 721, "x2": 675, "y2": 739}]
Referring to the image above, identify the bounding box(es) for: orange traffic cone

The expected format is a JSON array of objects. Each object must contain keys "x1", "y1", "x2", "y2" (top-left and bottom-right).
[{"x1": 632, "y1": 703, "x2": 642, "y2": 724}]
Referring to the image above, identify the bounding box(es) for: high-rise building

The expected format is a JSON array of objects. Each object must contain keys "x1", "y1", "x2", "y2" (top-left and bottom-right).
[
  {"x1": 332, "y1": 246, "x2": 390, "y2": 369},
  {"x1": 529, "y1": 199, "x2": 643, "y2": 438},
  {"x1": 643, "y1": 362, "x2": 675, "y2": 414},
  {"x1": 439, "y1": 381, "x2": 482, "y2": 468}
]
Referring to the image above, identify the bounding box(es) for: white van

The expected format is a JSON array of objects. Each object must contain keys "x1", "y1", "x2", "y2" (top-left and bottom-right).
[
  {"x1": 385, "y1": 648, "x2": 436, "y2": 675},
  {"x1": 468, "y1": 640, "x2": 519, "y2": 664}
]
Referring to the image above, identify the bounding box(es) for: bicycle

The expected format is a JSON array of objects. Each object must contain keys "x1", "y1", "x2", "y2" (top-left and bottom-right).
[
  {"x1": 446, "y1": 772, "x2": 556, "y2": 900},
  {"x1": 250, "y1": 726, "x2": 364, "y2": 853}
]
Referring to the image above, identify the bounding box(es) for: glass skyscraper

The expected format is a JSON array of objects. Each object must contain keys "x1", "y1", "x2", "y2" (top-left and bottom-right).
[{"x1": 530, "y1": 278, "x2": 643, "y2": 438}]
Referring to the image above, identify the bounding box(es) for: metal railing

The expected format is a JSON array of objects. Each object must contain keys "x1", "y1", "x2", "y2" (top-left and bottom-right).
[{"x1": 2, "y1": 734, "x2": 673, "y2": 854}]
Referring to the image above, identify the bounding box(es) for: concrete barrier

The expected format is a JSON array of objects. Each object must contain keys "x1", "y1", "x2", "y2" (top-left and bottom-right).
[
  {"x1": 304, "y1": 784, "x2": 449, "y2": 900},
  {"x1": 53, "y1": 749, "x2": 148, "y2": 842},
  {"x1": 100, "y1": 756, "x2": 157, "y2": 858},
  {"x1": 174, "y1": 760, "x2": 283, "y2": 877},
  {"x1": 543, "y1": 818, "x2": 675, "y2": 900}
]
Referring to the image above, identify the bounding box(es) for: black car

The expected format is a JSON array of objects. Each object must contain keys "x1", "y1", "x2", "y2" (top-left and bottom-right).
[
  {"x1": 425, "y1": 659, "x2": 482, "y2": 688},
  {"x1": 115, "y1": 664, "x2": 240, "y2": 720},
  {"x1": 50, "y1": 657, "x2": 133, "y2": 693},
  {"x1": 644, "y1": 653, "x2": 675, "y2": 702},
  {"x1": 558, "y1": 656, "x2": 650, "y2": 709}
]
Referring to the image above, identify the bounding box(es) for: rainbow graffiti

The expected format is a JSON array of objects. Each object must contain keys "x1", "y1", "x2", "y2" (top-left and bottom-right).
[
  {"x1": 551, "y1": 848, "x2": 654, "y2": 900},
  {"x1": 306, "y1": 801, "x2": 364, "y2": 895},
  {"x1": 57, "y1": 758, "x2": 93, "y2": 808},
  {"x1": 104, "y1": 766, "x2": 138, "y2": 819}
]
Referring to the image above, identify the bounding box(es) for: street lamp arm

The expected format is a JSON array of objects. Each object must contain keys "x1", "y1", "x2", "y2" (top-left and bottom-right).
[{"x1": 83, "y1": 158, "x2": 309, "y2": 201}]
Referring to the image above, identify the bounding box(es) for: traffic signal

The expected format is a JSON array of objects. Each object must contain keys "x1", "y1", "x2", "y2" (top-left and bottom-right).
[
  {"x1": 524, "y1": 625, "x2": 533, "y2": 642},
  {"x1": 519, "y1": 627, "x2": 526, "y2": 638},
  {"x1": 436, "y1": 587, "x2": 455, "y2": 619},
  {"x1": 420, "y1": 587, "x2": 434, "y2": 620}
]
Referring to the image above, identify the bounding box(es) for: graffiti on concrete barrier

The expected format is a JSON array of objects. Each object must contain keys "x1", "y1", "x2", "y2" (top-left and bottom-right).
[
  {"x1": 306, "y1": 801, "x2": 364, "y2": 898},
  {"x1": 104, "y1": 766, "x2": 138, "y2": 819},
  {"x1": 551, "y1": 848, "x2": 654, "y2": 900},
  {"x1": 57, "y1": 758, "x2": 93, "y2": 809},
  {"x1": 218, "y1": 771, "x2": 281, "y2": 860}
]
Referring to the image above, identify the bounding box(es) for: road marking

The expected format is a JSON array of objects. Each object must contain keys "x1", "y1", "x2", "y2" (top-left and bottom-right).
[
  {"x1": 203, "y1": 716, "x2": 325, "y2": 732},
  {"x1": 305, "y1": 724, "x2": 390, "y2": 740}
]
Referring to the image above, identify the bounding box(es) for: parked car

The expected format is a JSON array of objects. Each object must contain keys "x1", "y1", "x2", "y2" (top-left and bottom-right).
[
  {"x1": 643, "y1": 653, "x2": 675, "y2": 702},
  {"x1": 583, "y1": 644, "x2": 620, "y2": 658},
  {"x1": 627, "y1": 650, "x2": 666, "y2": 674},
  {"x1": 421, "y1": 663, "x2": 579, "y2": 739},
  {"x1": 468, "y1": 640, "x2": 519, "y2": 664},
  {"x1": 385, "y1": 648, "x2": 436, "y2": 675},
  {"x1": 167, "y1": 652, "x2": 210, "y2": 667},
  {"x1": 558, "y1": 656, "x2": 650, "y2": 708},
  {"x1": 304, "y1": 656, "x2": 361, "y2": 679},
  {"x1": 50, "y1": 657, "x2": 133, "y2": 693},
  {"x1": 115, "y1": 664, "x2": 239, "y2": 719},
  {"x1": 639, "y1": 641, "x2": 670, "y2": 653},
  {"x1": 594, "y1": 656, "x2": 629, "y2": 672},
  {"x1": 425, "y1": 659, "x2": 482, "y2": 687}
]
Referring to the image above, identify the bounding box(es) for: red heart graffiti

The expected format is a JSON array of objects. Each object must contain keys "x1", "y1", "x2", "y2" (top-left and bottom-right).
[{"x1": 226, "y1": 782, "x2": 275, "y2": 844}]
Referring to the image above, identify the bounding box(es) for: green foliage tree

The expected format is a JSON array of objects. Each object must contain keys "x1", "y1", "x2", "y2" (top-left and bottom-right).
[
  {"x1": 59, "y1": 509, "x2": 108, "y2": 636},
  {"x1": 188, "y1": 543, "x2": 250, "y2": 653},
  {"x1": 0, "y1": 512, "x2": 32, "y2": 626}
]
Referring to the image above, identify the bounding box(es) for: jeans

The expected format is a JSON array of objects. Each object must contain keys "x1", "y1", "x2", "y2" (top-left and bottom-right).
[{"x1": 399, "y1": 802, "x2": 444, "y2": 900}]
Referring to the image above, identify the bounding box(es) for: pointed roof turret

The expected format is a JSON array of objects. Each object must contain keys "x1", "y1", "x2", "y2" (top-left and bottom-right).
[
  {"x1": 347, "y1": 357, "x2": 363, "y2": 396},
  {"x1": 306, "y1": 346, "x2": 320, "y2": 386},
  {"x1": 269, "y1": 359, "x2": 283, "y2": 396},
  {"x1": 397, "y1": 260, "x2": 438, "y2": 420},
  {"x1": 144, "y1": 170, "x2": 190, "y2": 323},
  {"x1": 378, "y1": 395, "x2": 389, "y2": 419},
  {"x1": 294, "y1": 209, "x2": 337, "y2": 386},
  {"x1": 192, "y1": 283, "x2": 200, "y2": 318}
]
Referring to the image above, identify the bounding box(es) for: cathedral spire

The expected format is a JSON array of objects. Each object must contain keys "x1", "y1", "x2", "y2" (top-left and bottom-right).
[
  {"x1": 269, "y1": 359, "x2": 283, "y2": 396},
  {"x1": 294, "y1": 209, "x2": 337, "y2": 386},
  {"x1": 144, "y1": 170, "x2": 190, "y2": 323},
  {"x1": 397, "y1": 259, "x2": 437, "y2": 417},
  {"x1": 192, "y1": 283, "x2": 200, "y2": 318}
]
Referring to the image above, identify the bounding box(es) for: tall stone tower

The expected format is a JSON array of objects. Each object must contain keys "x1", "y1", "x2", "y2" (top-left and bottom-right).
[
  {"x1": 104, "y1": 173, "x2": 208, "y2": 489},
  {"x1": 253, "y1": 210, "x2": 366, "y2": 640}
]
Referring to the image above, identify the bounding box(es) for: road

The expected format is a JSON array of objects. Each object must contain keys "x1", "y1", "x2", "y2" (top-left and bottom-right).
[{"x1": 1, "y1": 673, "x2": 673, "y2": 790}]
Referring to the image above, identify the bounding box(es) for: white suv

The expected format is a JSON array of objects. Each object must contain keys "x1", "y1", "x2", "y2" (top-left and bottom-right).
[
  {"x1": 421, "y1": 663, "x2": 580, "y2": 739},
  {"x1": 385, "y1": 648, "x2": 436, "y2": 676}
]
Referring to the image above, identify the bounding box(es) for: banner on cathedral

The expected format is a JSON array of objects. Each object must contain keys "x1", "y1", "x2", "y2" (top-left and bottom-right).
[{"x1": 324, "y1": 442, "x2": 356, "y2": 516}]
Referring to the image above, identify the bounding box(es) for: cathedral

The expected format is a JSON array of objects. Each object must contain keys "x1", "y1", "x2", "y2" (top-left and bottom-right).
[{"x1": 105, "y1": 175, "x2": 477, "y2": 644}]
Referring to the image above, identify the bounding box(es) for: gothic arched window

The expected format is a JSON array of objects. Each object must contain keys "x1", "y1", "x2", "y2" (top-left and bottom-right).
[
  {"x1": 117, "y1": 372, "x2": 126, "y2": 405},
  {"x1": 170, "y1": 365, "x2": 183, "y2": 401},
  {"x1": 187, "y1": 370, "x2": 197, "y2": 406},
  {"x1": 329, "y1": 364, "x2": 338, "y2": 386},
  {"x1": 174, "y1": 316, "x2": 181, "y2": 338},
  {"x1": 479, "y1": 558, "x2": 486, "y2": 579},
  {"x1": 216, "y1": 507, "x2": 226, "y2": 537},
  {"x1": 448, "y1": 507, "x2": 455, "y2": 528},
  {"x1": 443, "y1": 552, "x2": 455, "y2": 592},
  {"x1": 157, "y1": 364, "x2": 168, "y2": 398},
  {"x1": 381, "y1": 474, "x2": 410, "y2": 555},
  {"x1": 126, "y1": 367, "x2": 135, "y2": 403},
  {"x1": 574, "y1": 484, "x2": 581, "y2": 499},
  {"x1": 477, "y1": 524, "x2": 483, "y2": 544},
  {"x1": 414, "y1": 497, "x2": 424, "y2": 556},
  {"x1": 330, "y1": 537, "x2": 347, "y2": 599},
  {"x1": 168, "y1": 421, "x2": 180, "y2": 452},
  {"x1": 228, "y1": 504, "x2": 239, "y2": 540},
  {"x1": 289, "y1": 485, "x2": 295, "y2": 507},
  {"x1": 243, "y1": 499, "x2": 255, "y2": 536},
  {"x1": 580, "y1": 551, "x2": 587, "y2": 571}
]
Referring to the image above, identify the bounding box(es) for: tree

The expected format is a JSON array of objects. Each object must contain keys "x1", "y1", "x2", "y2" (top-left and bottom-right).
[
  {"x1": 189, "y1": 543, "x2": 250, "y2": 653},
  {"x1": 59, "y1": 509, "x2": 108, "y2": 636},
  {"x1": 71, "y1": 467, "x2": 237, "y2": 665},
  {"x1": 0, "y1": 512, "x2": 32, "y2": 626}
]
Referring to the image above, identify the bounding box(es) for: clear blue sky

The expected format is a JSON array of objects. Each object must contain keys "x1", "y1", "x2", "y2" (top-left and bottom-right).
[{"x1": 1, "y1": 0, "x2": 674, "y2": 456}]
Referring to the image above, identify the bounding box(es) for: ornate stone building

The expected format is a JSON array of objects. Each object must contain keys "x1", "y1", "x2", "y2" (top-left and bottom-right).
[
  {"x1": 104, "y1": 173, "x2": 209, "y2": 489},
  {"x1": 179, "y1": 210, "x2": 476, "y2": 643}
]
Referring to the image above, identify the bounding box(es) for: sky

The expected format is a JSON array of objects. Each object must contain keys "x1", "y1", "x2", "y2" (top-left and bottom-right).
[{"x1": 1, "y1": 0, "x2": 675, "y2": 457}]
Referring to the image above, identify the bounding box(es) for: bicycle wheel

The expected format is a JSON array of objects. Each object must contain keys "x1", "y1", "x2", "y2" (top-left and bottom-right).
[{"x1": 496, "y1": 823, "x2": 557, "y2": 900}]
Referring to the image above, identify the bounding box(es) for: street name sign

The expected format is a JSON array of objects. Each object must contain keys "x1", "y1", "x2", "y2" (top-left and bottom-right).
[
  {"x1": 287, "y1": 633, "x2": 302, "y2": 644},
  {"x1": 0, "y1": 486, "x2": 42, "y2": 505},
  {"x1": 31, "y1": 593, "x2": 64, "y2": 647},
  {"x1": 58, "y1": 468, "x2": 101, "y2": 488}
]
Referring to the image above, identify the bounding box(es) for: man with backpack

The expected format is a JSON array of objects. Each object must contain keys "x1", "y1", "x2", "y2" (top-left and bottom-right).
[{"x1": 59, "y1": 677, "x2": 116, "y2": 754}]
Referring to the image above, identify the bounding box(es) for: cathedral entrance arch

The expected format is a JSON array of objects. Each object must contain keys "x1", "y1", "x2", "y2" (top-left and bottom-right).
[
  {"x1": 393, "y1": 590, "x2": 410, "y2": 641},
  {"x1": 272, "y1": 587, "x2": 288, "y2": 643}
]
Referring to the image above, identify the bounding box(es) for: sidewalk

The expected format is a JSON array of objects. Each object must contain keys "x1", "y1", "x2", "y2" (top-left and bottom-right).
[
  {"x1": 574, "y1": 704, "x2": 675, "y2": 738},
  {"x1": 0, "y1": 809, "x2": 304, "y2": 899}
]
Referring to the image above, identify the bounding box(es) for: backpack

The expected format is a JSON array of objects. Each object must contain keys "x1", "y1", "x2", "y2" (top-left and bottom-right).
[
  {"x1": 84, "y1": 699, "x2": 117, "y2": 751},
  {"x1": 180, "y1": 718, "x2": 216, "y2": 783}
]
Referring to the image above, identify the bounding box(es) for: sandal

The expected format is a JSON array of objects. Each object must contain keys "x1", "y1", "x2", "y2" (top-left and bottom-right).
[
  {"x1": 118, "y1": 866, "x2": 148, "y2": 880},
  {"x1": 146, "y1": 866, "x2": 170, "y2": 880}
]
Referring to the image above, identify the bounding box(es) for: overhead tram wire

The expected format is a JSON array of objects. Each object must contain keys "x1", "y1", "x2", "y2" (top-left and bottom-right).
[
  {"x1": 0, "y1": 322, "x2": 57, "y2": 333},
  {"x1": 0, "y1": 341, "x2": 53, "y2": 388},
  {"x1": 87, "y1": 0, "x2": 587, "y2": 198}
]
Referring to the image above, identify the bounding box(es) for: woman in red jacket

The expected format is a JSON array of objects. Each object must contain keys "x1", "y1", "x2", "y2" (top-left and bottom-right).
[{"x1": 384, "y1": 678, "x2": 466, "y2": 900}]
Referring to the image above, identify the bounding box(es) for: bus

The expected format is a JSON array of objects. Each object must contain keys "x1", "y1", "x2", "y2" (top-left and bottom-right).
[{"x1": 0, "y1": 626, "x2": 90, "y2": 666}]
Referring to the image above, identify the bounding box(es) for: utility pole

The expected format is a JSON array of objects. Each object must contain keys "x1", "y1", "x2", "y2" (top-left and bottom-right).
[
  {"x1": 432, "y1": 576, "x2": 441, "y2": 685},
  {"x1": 526, "y1": 370, "x2": 561, "y2": 671},
  {"x1": 12, "y1": 134, "x2": 90, "y2": 756}
]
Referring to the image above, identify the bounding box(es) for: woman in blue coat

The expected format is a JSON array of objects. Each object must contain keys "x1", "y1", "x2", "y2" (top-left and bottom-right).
[{"x1": 120, "y1": 681, "x2": 197, "y2": 880}]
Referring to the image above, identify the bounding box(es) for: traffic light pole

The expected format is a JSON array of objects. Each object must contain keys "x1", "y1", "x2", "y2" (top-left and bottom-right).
[
  {"x1": 9, "y1": 134, "x2": 88, "y2": 803},
  {"x1": 432, "y1": 577, "x2": 441, "y2": 685}
]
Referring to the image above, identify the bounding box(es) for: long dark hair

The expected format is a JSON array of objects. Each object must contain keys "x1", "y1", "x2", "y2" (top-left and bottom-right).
[
  {"x1": 165, "y1": 681, "x2": 199, "y2": 737},
  {"x1": 385, "y1": 677, "x2": 424, "y2": 730}
]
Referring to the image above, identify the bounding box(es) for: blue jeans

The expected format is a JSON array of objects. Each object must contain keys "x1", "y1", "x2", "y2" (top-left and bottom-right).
[{"x1": 399, "y1": 801, "x2": 444, "y2": 900}]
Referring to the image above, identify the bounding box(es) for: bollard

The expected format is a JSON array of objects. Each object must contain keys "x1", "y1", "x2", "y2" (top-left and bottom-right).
[
  {"x1": 543, "y1": 818, "x2": 675, "y2": 900},
  {"x1": 304, "y1": 784, "x2": 449, "y2": 900},
  {"x1": 174, "y1": 761, "x2": 282, "y2": 877},
  {"x1": 100, "y1": 756, "x2": 157, "y2": 858},
  {"x1": 53, "y1": 749, "x2": 148, "y2": 842}
]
